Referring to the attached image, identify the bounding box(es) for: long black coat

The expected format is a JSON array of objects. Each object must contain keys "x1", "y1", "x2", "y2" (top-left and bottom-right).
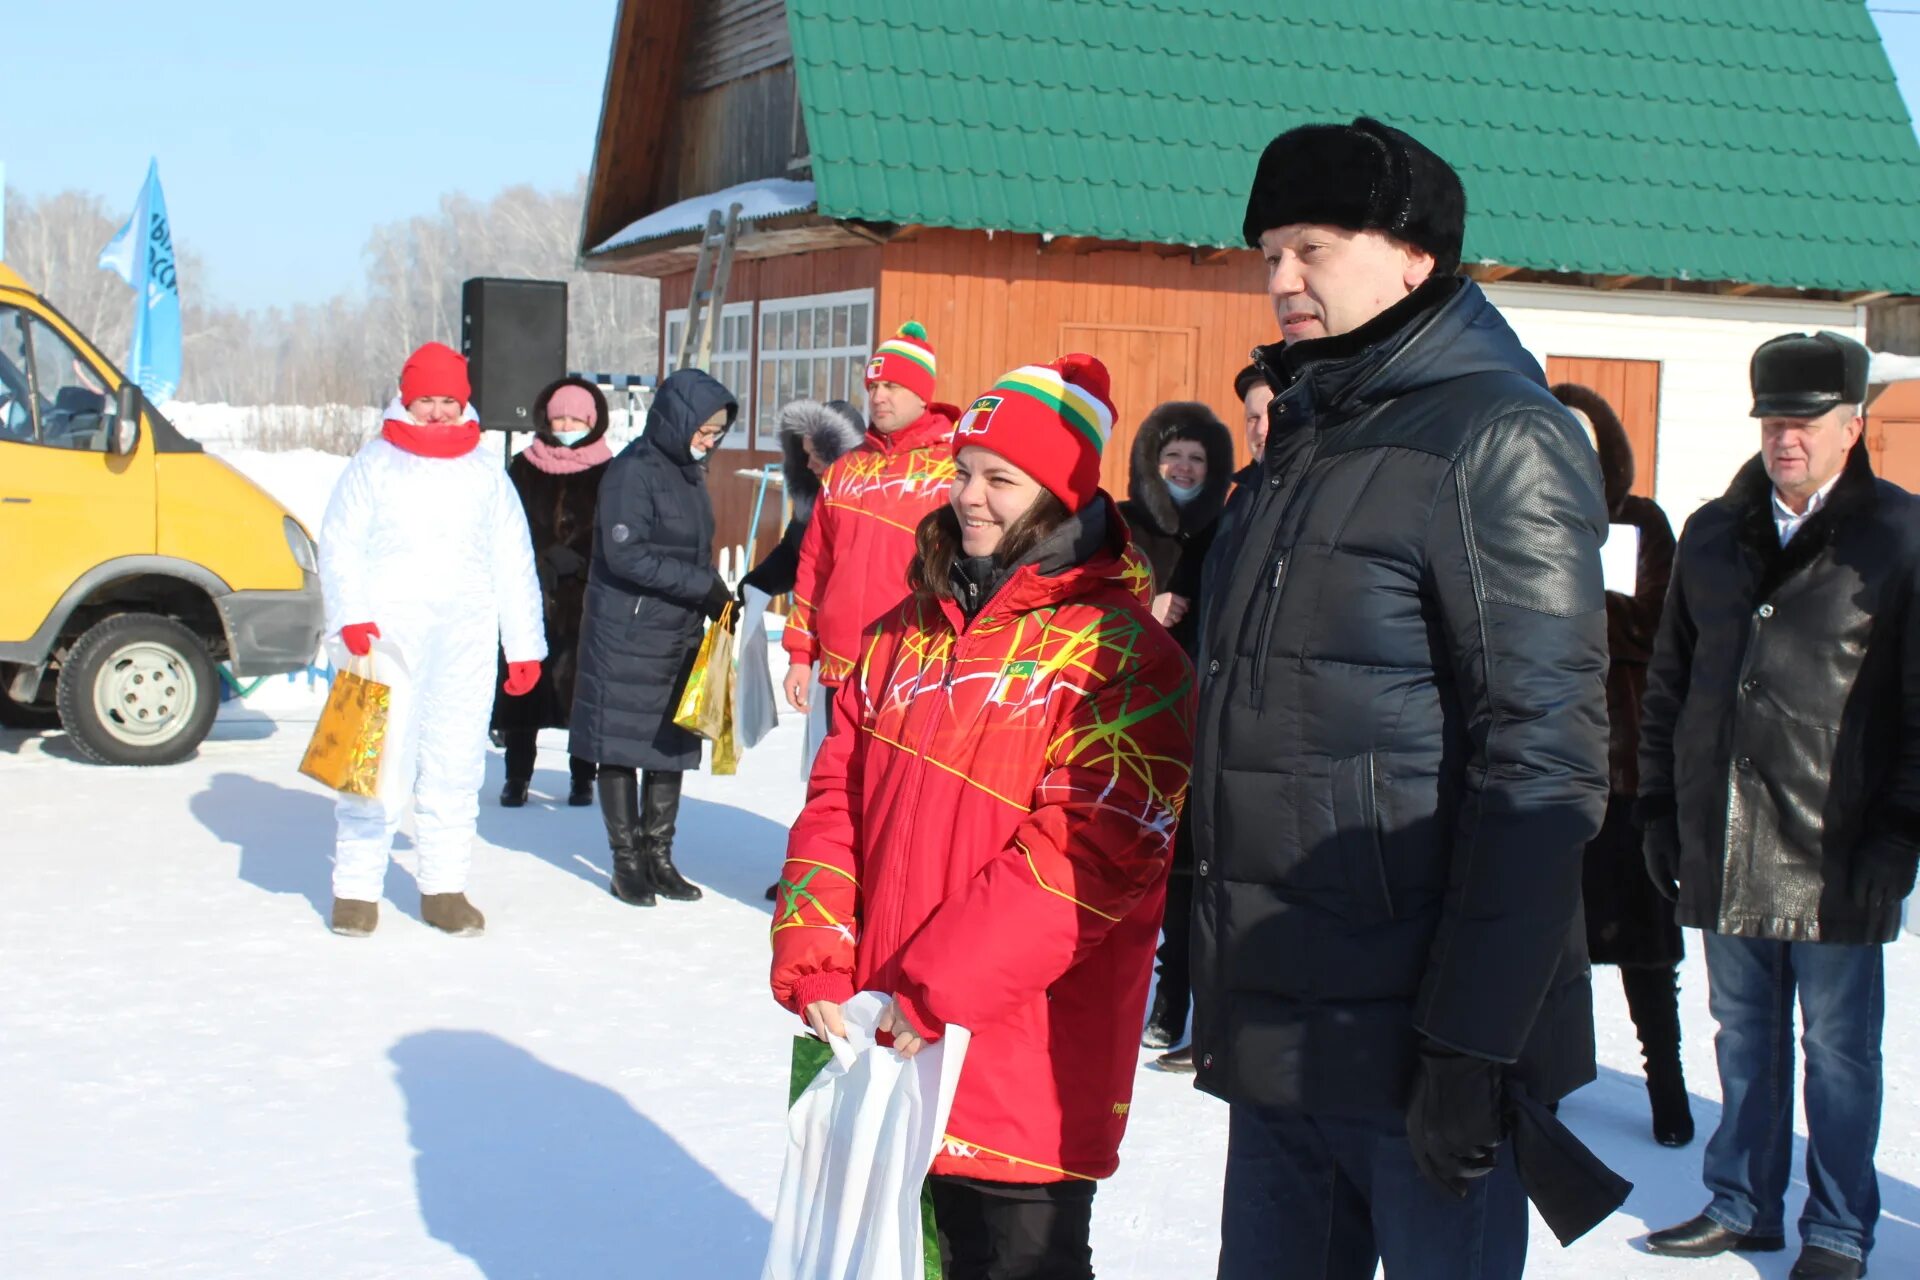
[
  {"x1": 493, "y1": 377, "x2": 613, "y2": 734},
  {"x1": 1116, "y1": 401, "x2": 1234, "y2": 659},
  {"x1": 569, "y1": 370, "x2": 736, "y2": 772},
  {"x1": 741, "y1": 400, "x2": 866, "y2": 598},
  {"x1": 1552, "y1": 383, "x2": 1682, "y2": 967},
  {"x1": 1190, "y1": 278, "x2": 1609, "y2": 1114},
  {"x1": 1639, "y1": 439, "x2": 1920, "y2": 945}
]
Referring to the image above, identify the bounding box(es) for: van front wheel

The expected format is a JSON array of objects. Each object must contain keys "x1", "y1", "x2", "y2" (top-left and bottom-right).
[{"x1": 57, "y1": 614, "x2": 219, "y2": 766}]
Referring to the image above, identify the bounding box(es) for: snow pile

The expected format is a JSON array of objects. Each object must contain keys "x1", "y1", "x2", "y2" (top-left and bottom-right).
[{"x1": 1, "y1": 702, "x2": 1916, "y2": 1277}]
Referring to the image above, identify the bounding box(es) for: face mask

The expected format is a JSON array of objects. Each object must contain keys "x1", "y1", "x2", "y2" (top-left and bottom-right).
[
  {"x1": 690, "y1": 443, "x2": 712, "y2": 461},
  {"x1": 1167, "y1": 478, "x2": 1204, "y2": 504},
  {"x1": 551, "y1": 429, "x2": 590, "y2": 446}
]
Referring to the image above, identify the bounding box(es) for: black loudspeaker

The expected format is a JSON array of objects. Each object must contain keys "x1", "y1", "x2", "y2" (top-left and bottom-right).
[{"x1": 461, "y1": 277, "x2": 567, "y2": 431}]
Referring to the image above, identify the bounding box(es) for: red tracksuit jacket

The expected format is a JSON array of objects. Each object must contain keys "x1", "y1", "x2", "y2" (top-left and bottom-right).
[
  {"x1": 781, "y1": 406, "x2": 959, "y2": 686},
  {"x1": 771, "y1": 504, "x2": 1195, "y2": 1183}
]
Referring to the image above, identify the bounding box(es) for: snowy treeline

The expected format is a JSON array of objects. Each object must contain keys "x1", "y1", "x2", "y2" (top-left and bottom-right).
[{"x1": 4, "y1": 179, "x2": 660, "y2": 410}]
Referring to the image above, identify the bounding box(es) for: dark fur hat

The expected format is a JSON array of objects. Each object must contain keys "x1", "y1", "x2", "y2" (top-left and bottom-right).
[
  {"x1": 1551, "y1": 382, "x2": 1633, "y2": 517},
  {"x1": 1242, "y1": 116, "x2": 1466, "y2": 277},
  {"x1": 1126, "y1": 401, "x2": 1236, "y2": 536},
  {"x1": 778, "y1": 398, "x2": 866, "y2": 521}
]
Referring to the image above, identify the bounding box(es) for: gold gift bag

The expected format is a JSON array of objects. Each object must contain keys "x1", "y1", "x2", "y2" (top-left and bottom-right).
[
  {"x1": 673, "y1": 604, "x2": 736, "y2": 742},
  {"x1": 298, "y1": 657, "x2": 392, "y2": 798}
]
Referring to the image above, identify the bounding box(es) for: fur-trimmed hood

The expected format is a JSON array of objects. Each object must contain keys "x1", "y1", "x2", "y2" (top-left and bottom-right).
[
  {"x1": 533, "y1": 376, "x2": 612, "y2": 449},
  {"x1": 778, "y1": 398, "x2": 866, "y2": 520},
  {"x1": 1124, "y1": 401, "x2": 1235, "y2": 536},
  {"x1": 1551, "y1": 382, "x2": 1632, "y2": 516}
]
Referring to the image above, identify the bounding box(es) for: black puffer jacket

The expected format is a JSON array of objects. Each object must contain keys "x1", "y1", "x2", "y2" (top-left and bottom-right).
[
  {"x1": 1638, "y1": 439, "x2": 1920, "y2": 945},
  {"x1": 1116, "y1": 401, "x2": 1234, "y2": 657},
  {"x1": 741, "y1": 399, "x2": 866, "y2": 599},
  {"x1": 1190, "y1": 277, "x2": 1610, "y2": 1114},
  {"x1": 569, "y1": 369, "x2": 736, "y2": 771}
]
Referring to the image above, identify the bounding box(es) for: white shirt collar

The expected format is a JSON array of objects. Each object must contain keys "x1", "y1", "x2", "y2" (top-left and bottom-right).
[{"x1": 1772, "y1": 472, "x2": 1842, "y2": 545}]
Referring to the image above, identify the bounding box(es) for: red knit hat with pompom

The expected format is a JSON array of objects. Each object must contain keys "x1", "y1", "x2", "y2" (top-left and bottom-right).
[
  {"x1": 399, "y1": 342, "x2": 471, "y2": 408},
  {"x1": 952, "y1": 353, "x2": 1116, "y2": 511}
]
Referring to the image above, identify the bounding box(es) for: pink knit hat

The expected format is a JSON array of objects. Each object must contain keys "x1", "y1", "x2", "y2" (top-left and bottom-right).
[{"x1": 546, "y1": 384, "x2": 598, "y2": 428}]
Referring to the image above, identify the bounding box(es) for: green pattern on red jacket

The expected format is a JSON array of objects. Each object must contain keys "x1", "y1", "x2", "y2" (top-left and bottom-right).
[{"x1": 772, "y1": 502, "x2": 1195, "y2": 1183}]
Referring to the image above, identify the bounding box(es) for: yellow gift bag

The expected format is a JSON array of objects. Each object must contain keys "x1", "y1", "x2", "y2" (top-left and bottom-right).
[
  {"x1": 298, "y1": 657, "x2": 393, "y2": 798},
  {"x1": 674, "y1": 604, "x2": 739, "y2": 775}
]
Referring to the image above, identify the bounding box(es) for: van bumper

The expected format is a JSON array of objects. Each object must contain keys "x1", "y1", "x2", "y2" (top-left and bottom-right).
[{"x1": 218, "y1": 578, "x2": 325, "y2": 676}]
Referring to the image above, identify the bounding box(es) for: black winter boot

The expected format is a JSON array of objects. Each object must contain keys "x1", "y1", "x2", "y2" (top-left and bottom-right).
[
  {"x1": 568, "y1": 756, "x2": 597, "y2": 807},
  {"x1": 499, "y1": 779, "x2": 529, "y2": 807},
  {"x1": 1143, "y1": 988, "x2": 1184, "y2": 1050},
  {"x1": 1623, "y1": 965, "x2": 1694, "y2": 1147},
  {"x1": 640, "y1": 770, "x2": 702, "y2": 902},
  {"x1": 598, "y1": 767, "x2": 656, "y2": 907}
]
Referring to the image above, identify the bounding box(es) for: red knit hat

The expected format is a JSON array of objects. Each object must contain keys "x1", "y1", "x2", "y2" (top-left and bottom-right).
[
  {"x1": 864, "y1": 321, "x2": 937, "y2": 404},
  {"x1": 953, "y1": 354, "x2": 1116, "y2": 512},
  {"x1": 399, "y1": 342, "x2": 472, "y2": 408}
]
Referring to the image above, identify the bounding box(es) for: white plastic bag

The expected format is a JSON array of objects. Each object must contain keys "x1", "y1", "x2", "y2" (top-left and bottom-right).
[
  {"x1": 801, "y1": 664, "x2": 830, "y2": 782},
  {"x1": 735, "y1": 585, "x2": 779, "y2": 750},
  {"x1": 762, "y1": 992, "x2": 971, "y2": 1280}
]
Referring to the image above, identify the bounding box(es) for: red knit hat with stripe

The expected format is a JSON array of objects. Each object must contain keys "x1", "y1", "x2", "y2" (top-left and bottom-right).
[
  {"x1": 399, "y1": 342, "x2": 471, "y2": 408},
  {"x1": 953, "y1": 354, "x2": 1116, "y2": 512},
  {"x1": 864, "y1": 321, "x2": 937, "y2": 403}
]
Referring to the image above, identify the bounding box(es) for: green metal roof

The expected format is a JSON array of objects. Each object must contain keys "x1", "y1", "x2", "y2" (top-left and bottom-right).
[{"x1": 787, "y1": 0, "x2": 1920, "y2": 293}]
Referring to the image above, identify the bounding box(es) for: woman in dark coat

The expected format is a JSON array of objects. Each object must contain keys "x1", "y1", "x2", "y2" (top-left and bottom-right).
[
  {"x1": 1553, "y1": 381, "x2": 1691, "y2": 1146},
  {"x1": 738, "y1": 398, "x2": 867, "y2": 598},
  {"x1": 493, "y1": 377, "x2": 615, "y2": 808},
  {"x1": 1116, "y1": 400, "x2": 1234, "y2": 1069},
  {"x1": 570, "y1": 368, "x2": 737, "y2": 908}
]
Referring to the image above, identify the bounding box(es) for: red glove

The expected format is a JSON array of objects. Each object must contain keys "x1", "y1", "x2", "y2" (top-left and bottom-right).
[
  {"x1": 503, "y1": 660, "x2": 542, "y2": 697},
  {"x1": 340, "y1": 622, "x2": 381, "y2": 657}
]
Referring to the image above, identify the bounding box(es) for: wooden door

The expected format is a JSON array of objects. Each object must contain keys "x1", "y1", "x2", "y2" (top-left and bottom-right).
[
  {"x1": 1867, "y1": 382, "x2": 1920, "y2": 494},
  {"x1": 1545, "y1": 356, "x2": 1661, "y2": 497},
  {"x1": 1060, "y1": 324, "x2": 1199, "y2": 497}
]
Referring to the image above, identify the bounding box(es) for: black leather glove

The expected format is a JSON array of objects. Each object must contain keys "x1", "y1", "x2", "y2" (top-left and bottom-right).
[
  {"x1": 543, "y1": 543, "x2": 586, "y2": 579},
  {"x1": 1642, "y1": 814, "x2": 1681, "y2": 903},
  {"x1": 1405, "y1": 1040, "x2": 1506, "y2": 1198},
  {"x1": 1850, "y1": 836, "x2": 1920, "y2": 914},
  {"x1": 701, "y1": 577, "x2": 732, "y2": 622}
]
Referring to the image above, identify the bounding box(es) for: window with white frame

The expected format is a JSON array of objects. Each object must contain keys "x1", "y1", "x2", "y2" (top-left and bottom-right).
[
  {"x1": 663, "y1": 302, "x2": 754, "y2": 450},
  {"x1": 755, "y1": 289, "x2": 874, "y2": 451}
]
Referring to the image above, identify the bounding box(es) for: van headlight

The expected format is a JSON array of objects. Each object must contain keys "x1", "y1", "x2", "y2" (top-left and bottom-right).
[{"x1": 283, "y1": 517, "x2": 318, "y2": 573}]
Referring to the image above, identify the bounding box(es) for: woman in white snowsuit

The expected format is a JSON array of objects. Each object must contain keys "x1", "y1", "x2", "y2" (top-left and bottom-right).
[{"x1": 319, "y1": 341, "x2": 545, "y2": 938}]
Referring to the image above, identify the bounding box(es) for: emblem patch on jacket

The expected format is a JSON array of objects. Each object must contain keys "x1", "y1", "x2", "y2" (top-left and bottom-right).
[{"x1": 988, "y1": 658, "x2": 1039, "y2": 705}]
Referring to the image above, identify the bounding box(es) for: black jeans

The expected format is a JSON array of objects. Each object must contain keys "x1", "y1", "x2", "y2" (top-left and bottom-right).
[
  {"x1": 930, "y1": 1175, "x2": 1096, "y2": 1280},
  {"x1": 501, "y1": 728, "x2": 596, "y2": 789}
]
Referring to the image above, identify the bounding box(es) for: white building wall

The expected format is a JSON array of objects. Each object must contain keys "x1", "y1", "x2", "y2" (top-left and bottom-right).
[{"x1": 1484, "y1": 282, "x2": 1863, "y2": 523}]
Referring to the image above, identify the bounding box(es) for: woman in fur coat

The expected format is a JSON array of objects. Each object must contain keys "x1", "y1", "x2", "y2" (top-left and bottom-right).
[
  {"x1": 739, "y1": 399, "x2": 867, "y2": 599},
  {"x1": 1553, "y1": 381, "x2": 1692, "y2": 1147},
  {"x1": 492, "y1": 378, "x2": 615, "y2": 808},
  {"x1": 1115, "y1": 400, "x2": 1235, "y2": 1069}
]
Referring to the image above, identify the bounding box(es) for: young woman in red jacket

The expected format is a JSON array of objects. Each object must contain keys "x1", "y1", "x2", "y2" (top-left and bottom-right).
[{"x1": 770, "y1": 354, "x2": 1196, "y2": 1280}]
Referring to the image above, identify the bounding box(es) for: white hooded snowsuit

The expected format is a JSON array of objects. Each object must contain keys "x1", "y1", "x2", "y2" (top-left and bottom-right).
[{"x1": 319, "y1": 404, "x2": 545, "y2": 901}]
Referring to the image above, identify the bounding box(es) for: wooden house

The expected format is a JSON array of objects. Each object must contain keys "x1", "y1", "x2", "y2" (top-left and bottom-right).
[{"x1": 580, "y1": 0, "x2": 1920, "y2": 561}]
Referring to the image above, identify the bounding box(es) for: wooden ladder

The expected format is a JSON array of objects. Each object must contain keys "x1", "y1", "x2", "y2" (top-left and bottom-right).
[{"x1": 676, "y1": 202, "x2": 744, "y2": 373}]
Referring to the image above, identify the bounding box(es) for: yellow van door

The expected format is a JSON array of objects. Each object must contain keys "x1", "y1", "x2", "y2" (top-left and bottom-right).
[{"x1": 0, "y1": 304, "x2": 156, "y2": 645}]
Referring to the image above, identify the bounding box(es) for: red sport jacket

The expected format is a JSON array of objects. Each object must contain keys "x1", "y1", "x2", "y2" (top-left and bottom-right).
[{"x1": 772, "y1": 501, "x2": 1195, "y2": 1183}]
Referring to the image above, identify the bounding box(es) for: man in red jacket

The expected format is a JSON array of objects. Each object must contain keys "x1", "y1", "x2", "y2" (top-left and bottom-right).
[{"x1": 780, "y1": 321, "x2": 958, "y2": 717}]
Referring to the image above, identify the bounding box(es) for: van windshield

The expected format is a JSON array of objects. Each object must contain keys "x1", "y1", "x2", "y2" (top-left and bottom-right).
[{"x1": 0, "y1": 305, "x2": 112, "y2": 449}]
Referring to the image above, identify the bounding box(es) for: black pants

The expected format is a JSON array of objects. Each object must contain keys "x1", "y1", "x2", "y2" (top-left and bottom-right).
[
  {"x1": 930, "y1": 1176, "x2": 1096, "y2": 1280},
  {"x1": 502, "y1": 728, "x2": 596, "y2": 788},
  {"x1": 1153, "y1": 866, "x2": 1194, "y2": 1038}
]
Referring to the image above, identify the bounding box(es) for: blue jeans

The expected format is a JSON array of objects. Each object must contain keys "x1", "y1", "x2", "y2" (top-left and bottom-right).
[
  {"x1": 1702, "y1": 932, "x2": 1885, "y2": 1262},
  {"x1": 1217, "y1": 1104, "x2": 1527, "y2": 1280}
]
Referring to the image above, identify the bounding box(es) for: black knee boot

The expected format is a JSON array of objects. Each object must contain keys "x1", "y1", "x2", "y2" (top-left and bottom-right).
[
  {"x1": 1622, "y1": 964, "x2": 1693, "y2": 1146},
  {"x1": 597, "y1": 767, "x2": 655, "y2": 906},
  {"x1": 639, "y1": 770, "x2": 702, "y2": 902}
]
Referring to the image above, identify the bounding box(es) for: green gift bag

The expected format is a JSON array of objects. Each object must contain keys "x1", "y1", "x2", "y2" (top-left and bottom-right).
[{"x1": 789, "y1": 1035, "x2": 944, "y2": 1277}]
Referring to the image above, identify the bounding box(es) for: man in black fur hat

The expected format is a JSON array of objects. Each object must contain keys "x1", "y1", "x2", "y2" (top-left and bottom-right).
[
  {"x1": 1190, "y1": 117, "x2": 1614, "y2": 1277},
  {"x1": 1638, "y1": 332, "x2": 1920, "y2": 1280}
]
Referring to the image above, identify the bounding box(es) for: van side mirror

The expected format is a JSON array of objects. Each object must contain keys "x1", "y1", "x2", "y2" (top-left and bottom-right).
[{"x1": 110, "y1": 383, "x2": 142, "y2": 456}]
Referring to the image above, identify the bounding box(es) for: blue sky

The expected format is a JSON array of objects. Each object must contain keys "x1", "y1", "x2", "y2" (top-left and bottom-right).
[{"x1": 5, "y1": 2, "x2": 1920, "y2": 312}]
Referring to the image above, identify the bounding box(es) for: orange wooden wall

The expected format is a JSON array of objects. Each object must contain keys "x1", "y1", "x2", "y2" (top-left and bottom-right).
[
  {"x1": 1545, "y1": 356, "x2": 1662, "y2": 498},
  {"x1": 876, "y1": 230, "x2": 1274, "y2": 496}
]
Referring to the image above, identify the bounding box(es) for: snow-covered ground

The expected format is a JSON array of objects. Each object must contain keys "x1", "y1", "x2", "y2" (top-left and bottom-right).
[{"x1": 3, "y1": 692, "x2": 1918, "y2": 1279}]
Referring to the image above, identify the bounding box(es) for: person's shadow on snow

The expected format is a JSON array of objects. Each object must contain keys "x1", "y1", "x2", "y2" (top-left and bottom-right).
[
  {"x1": 191, "y1": 772, "x2": 414, "y2": 923},
  {"x1": 391, "y1": 1030, "x2": 767, "y2": 1278},
  {"x1": 1562, "y1": 1064, "x2": 1920, "y2": 1272}
]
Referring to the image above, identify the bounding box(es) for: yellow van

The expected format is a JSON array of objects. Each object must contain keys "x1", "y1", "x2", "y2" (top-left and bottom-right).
[{"x1": 0, "y1": 263, "x2": 323, "y2": 764}]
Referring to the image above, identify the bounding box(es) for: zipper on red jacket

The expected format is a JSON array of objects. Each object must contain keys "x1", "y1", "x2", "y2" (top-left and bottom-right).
[{"x1": 884, "y1": 620, "x2": 962, "y2": 984}]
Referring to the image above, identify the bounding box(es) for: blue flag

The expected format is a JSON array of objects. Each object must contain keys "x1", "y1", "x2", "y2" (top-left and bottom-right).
[{"x1": 99, "y1": 159, "x2": 181, "y2": 403}]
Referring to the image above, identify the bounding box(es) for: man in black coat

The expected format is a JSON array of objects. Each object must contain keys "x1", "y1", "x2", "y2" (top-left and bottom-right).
[
  {"x1": 1639, "y1": 332, "x2": 1920, "y2": 1280},
  {"x1": 1192, "y1": 117, "x2": 1611, "y2": 1279}
]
